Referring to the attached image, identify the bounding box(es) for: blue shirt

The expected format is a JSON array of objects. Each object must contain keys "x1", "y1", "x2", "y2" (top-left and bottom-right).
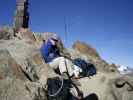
[{"x1": 40, "y1": 39, "x2": 60, "y2": 63}]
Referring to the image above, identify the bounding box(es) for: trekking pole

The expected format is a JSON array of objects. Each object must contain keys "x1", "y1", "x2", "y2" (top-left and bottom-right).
[{"x1": 64, "y1": 16, "x2": 67, "y2": 45}]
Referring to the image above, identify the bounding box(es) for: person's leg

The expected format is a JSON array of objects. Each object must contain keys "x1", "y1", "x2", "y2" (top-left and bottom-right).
[
  {"x1": 65, "y1": 59, "x2": 82, "y2": 78},
  {"x1": 58, "y1": 57, "x2": 67, "y2": 74},
  {"x1": 48, "y1": 57, "x2": 82, "y2": 77},
  {"x1": 64, "y1": 59, "x2": 75, "y2": 76},
  {"x1": 48, "y1": 57, "x2": 67, "y2": 74},
  {"x1": 48, "y1": 57, "x2": 62, "y2": 69}
]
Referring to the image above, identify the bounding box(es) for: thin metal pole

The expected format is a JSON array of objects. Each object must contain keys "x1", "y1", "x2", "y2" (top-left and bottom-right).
[{"x1": 64, "y1": 17, "x2": 68, "y2": 44}]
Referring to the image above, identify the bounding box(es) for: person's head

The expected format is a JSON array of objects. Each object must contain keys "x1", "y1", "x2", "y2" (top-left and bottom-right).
[
  {"x1": 42, "y1": 33, "x2": 59, "y2": 41},
  {"x1": 47, "y1": 33, "x2": 59, "y2": 45},
  {"x1": 50, "y1": 34, "x2": 59, "y2": 42},
  {"x1": 42, "y1": 33, "x2": 64, "y2": 48},
  {"x1": 50, "y1": 34, "x2": 64, "y2": 51}
]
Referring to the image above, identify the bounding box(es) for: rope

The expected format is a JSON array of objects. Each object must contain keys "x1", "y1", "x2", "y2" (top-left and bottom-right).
[{"x1": 48, "y1": 75, "x2": 64, "y2": 97}]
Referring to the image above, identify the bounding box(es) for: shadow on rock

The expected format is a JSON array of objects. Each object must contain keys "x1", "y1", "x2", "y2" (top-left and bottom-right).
[
  {"x1": 69, "y1": 93, "x2": 99, "y2": 100},
  {"x1": 84, "y1": 93, "x2": 99, "y2": 100}
]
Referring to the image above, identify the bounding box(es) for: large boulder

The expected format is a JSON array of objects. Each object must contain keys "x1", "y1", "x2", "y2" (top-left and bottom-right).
[
  {"x1": 0, "y1": 34, "x2": 132, "y2": 100},
  {"x1": 0, "y1": 49, "x2": 27, "y2": 80},
  {"x1": 72, "y1": 41, "x2": 118, "y2": 72},
  {"x1": 0, "y1": 39, "x2": 59, "y2": 100},
  {"x1": 77, "y1": 71, "x2": 133, "y2": 100},
  {"x1": 15, "y1": 28, "x2": 36, "y2": 42},
  {"x1": 105, "y1": 75, "x2": 133, "y2": 100},
  {"x1": 0, "y1": 79, "x2": 32, "y2": 100},
  {"x1": 0, "y1": 26, "x2": 14, "y2": 40},
  {"x1": 0, "y1": 78, "x2": 49, "y2": 100},
  {"x1": 73, "y1": 40, "x2": 100, "y2": 59},
  {"x1": 0, "y1": 40, "x2": 48, "y2": 82}
]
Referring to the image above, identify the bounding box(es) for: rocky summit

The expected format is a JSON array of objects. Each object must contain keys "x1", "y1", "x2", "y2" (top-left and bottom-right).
[
  {"x1": 0, "y1": 29, "x2": 133, "y2": 100},
  {"x1": 1, "y1": 0, "x2": 133, "y2": 99}
]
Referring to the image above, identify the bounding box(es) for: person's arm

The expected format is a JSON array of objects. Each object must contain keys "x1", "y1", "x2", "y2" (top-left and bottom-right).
[
  {"x1": 40, "y1": 40, "x2": 53, "y2": 61},
  {"x1": 60, "y1": 48, "x2": 73, "y2": 61},
  {"x1": 55, "y1": 39, "x2": 73, "y2": 60}
]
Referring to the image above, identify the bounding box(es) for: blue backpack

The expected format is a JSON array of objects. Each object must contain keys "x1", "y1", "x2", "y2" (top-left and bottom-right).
[{"x1": 73, "y1": 58, "x2": 97, "y2": 77}]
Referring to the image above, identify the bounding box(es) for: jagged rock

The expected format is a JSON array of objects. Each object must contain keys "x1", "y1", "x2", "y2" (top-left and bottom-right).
[
  {"x1": 115, "y1": 78, "x2": 126, "y2": 88},
  {"x1": 0, "y1": 39, "x2": 61, "y2": 100},
  {"x1": 109, "y1": 63, "x2": 118, "y2": 72},
  {"x1": 0, "y1": 79, "x2": 32, "y2": 100},
  {"x1": 72, "y1": 41, "x2": 118, "y2": 72},
  {"x1": 0, "y1": 34, "x2": 132, "y2": 100},
  {"x1": 0, "y1": 39, "x2": 50, "y2": 83},
  {"x1": 16, "y1": 28, "x2": 36, "y2": 42},
  {"x1": 77, "y1": 71, "x2": 133, "y2": 100},
  {"x1": 105, "y1": 75, "x2": 133, "y2": 100},
  {"x1": 0, "y1": 26, "x2": 14, "y2": 40},
  {"x1": 0, "y1": 78, "x2": 48, "y2": 100},
  {"x1": 0, "y1": 49, "x2": 27, "y2": 80},
  {"x1": 73, "y1": 40, "x2": 100, "y2": 59},
  {"x1": 25, "y1": 81, "x2": 47, "y2": 100}
]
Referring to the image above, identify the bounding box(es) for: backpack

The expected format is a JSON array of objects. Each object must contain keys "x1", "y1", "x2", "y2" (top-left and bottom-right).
[
  {"x1": 47, "y1": 77, "x2": 71, "y2": 100},
  {"x1": 73, "y1": 58, "x2": 97, "y2": 77}
]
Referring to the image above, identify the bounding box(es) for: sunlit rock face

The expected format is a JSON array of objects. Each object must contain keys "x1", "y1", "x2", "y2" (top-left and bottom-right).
[
  {"x1": 0, "y1": 26, "x2": 132, "y2": 100},
  {"x1": 0, "y1": 39, "x2": 58, "y2": 100},
  {"x1": 73, "y1": 40, "x2": 100, "y2": 59},
  {"x1": 105, "y1": 75, "x2": 133, "y2": 100},
  {"x1": 72, "y1": 41, "x2": 118, "y2": 72},
  {"x1": 0, "y1": 39, "x2": 50, "y2": 82},
  {"x1": 0, "y1": 26, "x2": 14, "y2": 40},
  {"x1": 0, "y1": 79, "x2": 32, "y2": 100},
  {"x1": 0, "y1": 35, "x2": 132, "y2": 100},
  {"x1": 17, "y1": 28, "x2": 36, "y2": 42},
  {"x1": 0, "y1": 49, "x2": 27, "y2": 80}
]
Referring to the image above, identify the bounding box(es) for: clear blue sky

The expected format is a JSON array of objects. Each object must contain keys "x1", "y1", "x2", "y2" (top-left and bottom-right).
[{"x1": 0, "y1": 0, "x2": 133, "y2": 67}]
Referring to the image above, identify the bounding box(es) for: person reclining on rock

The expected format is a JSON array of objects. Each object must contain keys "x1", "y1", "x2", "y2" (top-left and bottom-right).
[{"x1": 40, "y1": 33, "x2": 82, "y2": 79}]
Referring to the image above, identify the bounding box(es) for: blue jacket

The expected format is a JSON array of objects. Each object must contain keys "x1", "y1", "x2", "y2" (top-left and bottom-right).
[{"x1": 40, "y1": 39, "x2": 60, "y2": 63}]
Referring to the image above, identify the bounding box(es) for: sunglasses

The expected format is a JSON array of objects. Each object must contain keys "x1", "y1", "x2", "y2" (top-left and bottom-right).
[{"x1": 51, "y1": 38, "x2": 58, "y2": 42}]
